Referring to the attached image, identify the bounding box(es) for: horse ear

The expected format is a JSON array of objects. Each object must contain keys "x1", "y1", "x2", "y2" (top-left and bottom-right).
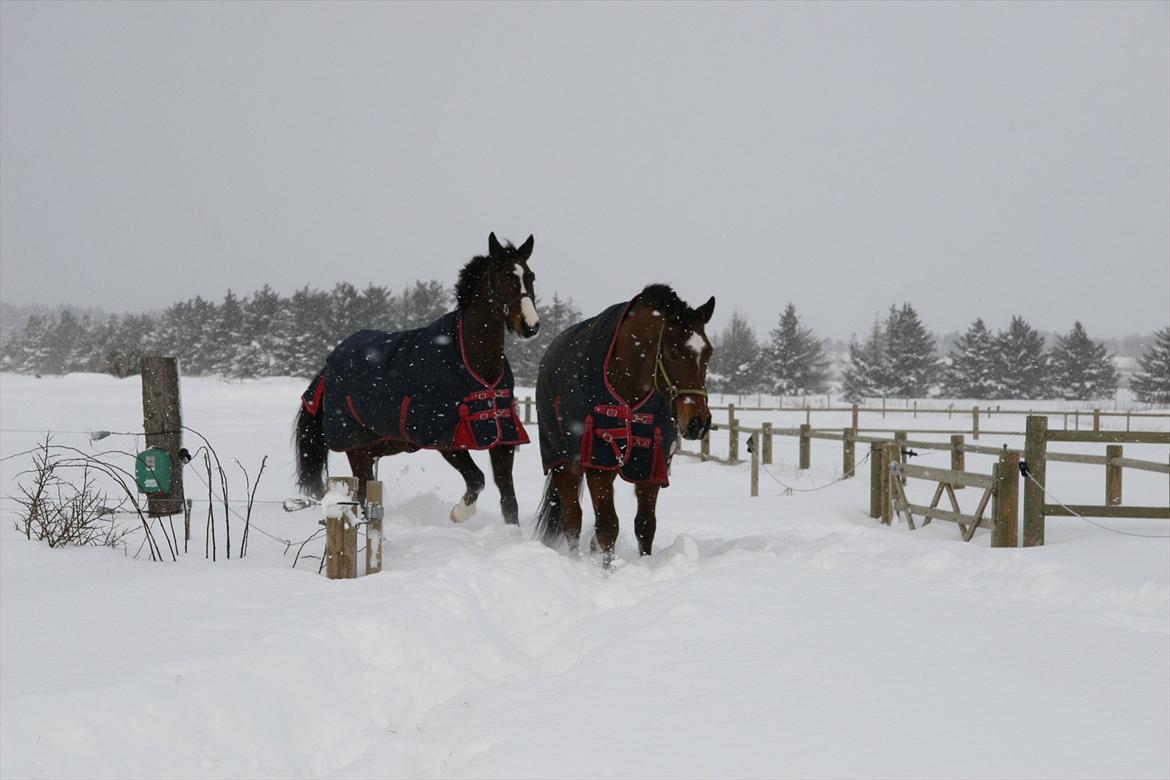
[
  {"x1": 517, "y1": 235, "x2": 534, "y2": 261},
  {"x1": 488, "y1": 232, "x2": 503, "y2": 257},
  {"x1": 696, "y1": 296, "x2": 716, "y2": 324}
]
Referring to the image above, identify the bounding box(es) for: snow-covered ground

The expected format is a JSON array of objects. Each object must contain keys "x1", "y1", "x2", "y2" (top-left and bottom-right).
[{"x1": 1, "y1": 374, "x2": 1167, "y2": 779}]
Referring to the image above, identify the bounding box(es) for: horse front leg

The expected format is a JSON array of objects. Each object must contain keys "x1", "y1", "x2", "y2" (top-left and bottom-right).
[
  {"x1": 585, "y1": 469, "x2": 620, "y2": 568},
  {"x1": 488, "y1": 445, "x2": 519, "y2": 525},
  {"x1": 634, "y1": 482, "x2": 661, "y2": 557},
  {"x1": 440, "y1": 449, "x2": 486, "y2": 523}
]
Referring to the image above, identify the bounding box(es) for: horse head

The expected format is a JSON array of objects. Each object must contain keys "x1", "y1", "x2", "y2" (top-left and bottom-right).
[
  {"x1": 487, "y1": 232, "x2": 539, "y2": 338},
  {"x1": 655, "y1": 294, "x2": 715, "y2": 440}
]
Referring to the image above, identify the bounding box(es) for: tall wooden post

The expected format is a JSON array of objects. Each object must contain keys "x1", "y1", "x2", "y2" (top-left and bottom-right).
[
  {"x1": 894, "y1": 431, "x2": 907, "y2": 484},
  {"x1": 880, "y1": 443, "x2": 897, "y2": 525},
  {"x1": 325, "y1": 476, "x2": 359, "y2": 579},
  {"x1": 140, "y1": 356, "x2": 184, "y2": 517},
  {"x1": 842, "y1": 428, "x2": 855, "y2": 479},
  {"x1": 750, "y1": 431, "x2": 760, "y2": 498},
  {"x1": 992, "y1": 451, "x2": 1019, "y2": 548},
  {"x1": 950, "y1": 435, "x2": 965, "y2": 490},
  {"x1": 762, "y1": 422, "x2": 773, "y2": 465},
  {"x1": 869, "y1": 442, "x2": 883, "y2": 519},
  {"x1": 1093, "y1": 409, "x2": 1101, "y2": 432},
  {"x1": 365, "y1": 480, "x2": 384, "y2": 575},
  {"x1": 851, "y1": 403, "x2": 859, "y2": 435},
  {"x1": 728, "y1": 404, "x2": 739, "y2": 464},
  {"x1": 1022, "y1": 415, "x2": 1048, "y2": 547},
  {"x1": 1105, "y1": 445, "x2": 1123, "y2": 506},
  {"x1": 972, "y1": 406, "x2": 980, "y2": 440},
  {"x1": 799, "y1": 423, "x2": 811, "y2": 470}
]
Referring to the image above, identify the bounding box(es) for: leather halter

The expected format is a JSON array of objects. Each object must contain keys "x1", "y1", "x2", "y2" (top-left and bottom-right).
[{"x1": 652, "y1": 321, "x2": 708, "y2": 403}]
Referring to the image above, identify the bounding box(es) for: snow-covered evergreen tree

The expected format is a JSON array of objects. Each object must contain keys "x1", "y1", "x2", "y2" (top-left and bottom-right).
[
  {"x1": 885, "y1": 303, "x2": 937, "y2": 397},
  {"x1": 994, "y1": 316, "x2": 1049, "y2": 399},
  {"x1": 398, "y1": 280, "x2": 450, "y2": 329},
  {"x1": 940, "y1": 318, "x2": 997, "y2": 399},
  {"x1": 840, "y1": 317, "x2": 889, "y2": 402},
  {"x1": 506, "y1": 291, "x2": 581, "y2": 387},
  {"x1": 235, "y1": 285, "x2": 283, "y2": 377},
  {"x1": 280, "y1": 286, "x2": 334, "y2": 377},
  {"x1": 708, "y1": 311, "x2": 762, "y2": 395},
  {"x1": 1048, "y1": 321, "x2": 1118, "y2": 400},
  {"x1": 761, "y1": 303, "x2": 830, "y2": 396},
  {"x1": 1130, "y1": 326, "x2": 1170, "y2": 404}
]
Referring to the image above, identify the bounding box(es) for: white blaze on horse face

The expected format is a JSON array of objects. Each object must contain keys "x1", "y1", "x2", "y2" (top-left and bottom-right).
[
  {"x1": 514, "y1": 263, "x2": 539, "y2": 328},
  {"x1": 686, "y1": 331, "x2": 706, "y2": 369}
]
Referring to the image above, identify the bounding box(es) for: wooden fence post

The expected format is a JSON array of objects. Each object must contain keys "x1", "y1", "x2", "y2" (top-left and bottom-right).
[
  {"x1": 1023, "y1": 415, "x2": 1048, "y2": 547},
  {"x1": 913, "y1": 400, "x2": 918, "y2": 418},
  {"x1": 881, "y1": 398, "x2": 887, "y2": 419},
  {"x1": 851, "y1": 403, "x2": 859, "y2": 435},
  {"x1": 728, "y1": 404, "x2": 739, "y2": 464},
  {"x1": 869, "y1": 442, "x2": 883, "y2": 519},
  {"x1": 1093, "y1": 409, "x2": 1101, "y2": 432},
  {"x1": 1106, "y1": 444, "x2": 1123, "y2": 506},
  {"x1": 365, "y1": 480, "x2": 384, "y2": 575},
  {"x1": 992, "y1": 450, "x2": 1019, "y2": 548},
  {"x1": 799, "y1": 423, "x2": 811, "y2": 470},
  {"x1": 524, "y1": 397, "x2": 532, "y2": 424},
  {"x1": 750, "y1": 431, "x2": 760, "y2": 497},
  {"x1": 880, "y1": 443, "x2": 897, "y2": 525},
  {"x1": 325, "y1": 476, "x2": 359, "y2": 579},
  {"x1": 762, "y1": 422, "x2": 773, "y2": 465},
  {"x1": 842, "y1": 428, "x2": 855, "y2": 478},
  {"x1": 950, "y1": 434, "x2": 965, "y2": 490},
  {"x1": 700, "y1": 429, "x2": 710, "y2": 461},
  {"x1": 972, "y1": 406, "x2": 980, "y2": 440},
  {"x1": 140, "y1": 356, "x2": 185, "y2": 517},
  {"x1": 894, "y1": 431, "x2": 907, "y2": 484}
]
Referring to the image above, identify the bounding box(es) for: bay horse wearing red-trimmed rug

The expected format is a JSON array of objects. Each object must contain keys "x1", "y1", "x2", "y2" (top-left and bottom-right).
[
  {"x1": 533, "y1": 285, "x2": 714, "y2": 566},
  {"x1": 295, "y1": 233, "x2": 538, "y2": 525}
]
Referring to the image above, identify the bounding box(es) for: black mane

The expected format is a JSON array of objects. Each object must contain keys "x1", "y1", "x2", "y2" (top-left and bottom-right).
[
  {"x1": 455, "y1": 240, "x2": 518, "y2": 310},
  {"x1": 632, "y1": 284, "x2": 695, "y2": 326}
]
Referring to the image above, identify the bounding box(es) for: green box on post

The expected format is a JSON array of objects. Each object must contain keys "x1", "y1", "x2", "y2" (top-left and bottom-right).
[{"x1": 135, "y1": 447, "x2": 172, "y2": 494}]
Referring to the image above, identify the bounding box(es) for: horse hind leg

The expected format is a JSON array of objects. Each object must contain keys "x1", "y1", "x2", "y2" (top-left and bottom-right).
[
  {"x1": 441, "y1": 450, "x2": 485, "y2": 523},
  {"x1": 634, "y1": 482, "x2": 661, "y2": 557},
  {"x1": 551, "y1": 467, "x2": 584, "y2": 554}
]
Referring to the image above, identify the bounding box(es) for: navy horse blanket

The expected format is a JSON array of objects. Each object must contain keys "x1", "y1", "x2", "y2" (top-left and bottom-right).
[
  {"x1": 302, "y1": 310, "x2": 529, "y2": 452},
  {"x1": 536, "y1": 300, "x2": 676, "y2": 485}
]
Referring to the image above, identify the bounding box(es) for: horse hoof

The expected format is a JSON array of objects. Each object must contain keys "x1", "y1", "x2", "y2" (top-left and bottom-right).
[{"x1": 450, "y1": 501, "x2": 476, "y2": 523}]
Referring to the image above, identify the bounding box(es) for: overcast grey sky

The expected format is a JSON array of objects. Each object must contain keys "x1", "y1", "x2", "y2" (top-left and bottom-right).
[{"x1": 1, "y1": 0, "x2": 1167, "y2": 340}]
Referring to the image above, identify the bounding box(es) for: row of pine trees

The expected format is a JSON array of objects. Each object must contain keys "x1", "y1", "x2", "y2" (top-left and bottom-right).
[
  {"x1": 707, "y1": 302, "x2": 1169, "y2": 403},
  {"x1": 1, "y1": 284, "x2": 1167, "y2": 403}
]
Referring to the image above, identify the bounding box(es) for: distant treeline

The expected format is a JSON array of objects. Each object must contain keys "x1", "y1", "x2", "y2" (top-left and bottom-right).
[{"x1": 1, "y1": 287, "x2": 1167, "y2": 404}]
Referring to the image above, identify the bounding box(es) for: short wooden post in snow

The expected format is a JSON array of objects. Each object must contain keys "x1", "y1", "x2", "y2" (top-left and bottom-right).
[
  {"x1": 842, "y1": 428, "x2": 855, "y2": 479},
  {"x1": 851, "y1": 403, "x2": 859, "y2": 434},
  {"x1": 728, "y1": 404, "x2": 739, "y2": 464},
  {"x1": 799, "y1": 423, "x2": 811, "y2": 470},
  {"x1": 869, "y1": 442, "x2": 883, "y2": 519},
  {"x1": 950, "y1": 434, "x2": 965, "y2": 490},
  {"x1": 700, "y1": 429, "x2": 710, "y2": 461},
  {"x1": 1093, "y1": 409, "x2": 1101, "y2": 432},
  {"x1": 972, "y1": 406, "x2": 980, "y2": 440},
  {"x1": 750, "y1": 431, "x2": 760, "y2": 498},
  {"x1": 894, "y1": 431, "x2": 908, "y2": 484},
  {"x1": 524, "y1": 397, "x2": 532, "y2": 425},
  {"x1": 365, "y1": 480, "x2": 384, "y2": 575},
  {"x1": 762, "y1": 422, "x2": 773, "y2": 465},
  {"x1": 992, "y1": 450, "x2": 1020, "y2": 548},
  {"x1": 1106, "y1": 444, "x2": 1123, "y2": 506},
  {"x1": 880, "y1": 443, "x2": 898, "y2": 525},
  {"x1": 325, "y1": 476, "x2": 360, "y2": 579}
]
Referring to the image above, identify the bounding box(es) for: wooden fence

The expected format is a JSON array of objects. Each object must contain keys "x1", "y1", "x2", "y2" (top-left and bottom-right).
[{"x1": 1021, "y1": 416, "x2": 1170, "y2": 546}]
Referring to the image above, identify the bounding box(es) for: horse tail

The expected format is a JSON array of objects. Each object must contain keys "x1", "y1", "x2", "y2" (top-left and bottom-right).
[
  {"x1": 532, "y1": 472, "x2": 564, "y2": 547},
  {"x1": 294, "y1": 373, "x2": 329, "y2": 499}
]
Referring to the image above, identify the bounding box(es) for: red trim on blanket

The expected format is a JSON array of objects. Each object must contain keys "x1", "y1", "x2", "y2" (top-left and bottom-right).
[
  {"x1": 346, "y1": 396, "x2": 366, "y2": 427},
  {"x1": 399, "y1": 396, "x2": 411, "y2": 441},
  {"x1": 302, "y1": 374, "x2": 325, "y2": 415}
]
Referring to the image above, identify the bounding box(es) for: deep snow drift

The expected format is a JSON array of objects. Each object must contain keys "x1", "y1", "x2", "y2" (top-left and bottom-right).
[{"x1": 1, "y1": 374, "x2": 1167, "y2": 779}]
